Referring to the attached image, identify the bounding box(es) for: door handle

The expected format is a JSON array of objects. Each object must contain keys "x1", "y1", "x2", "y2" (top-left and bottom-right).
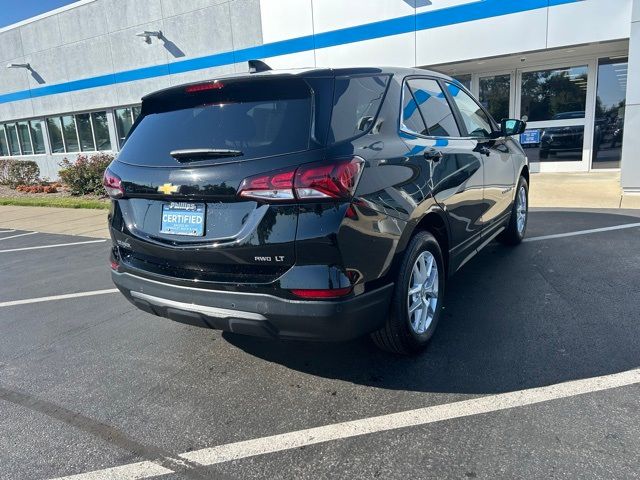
[{"x1": 424, "y1": 148, "x2": 444, "y2": 162}]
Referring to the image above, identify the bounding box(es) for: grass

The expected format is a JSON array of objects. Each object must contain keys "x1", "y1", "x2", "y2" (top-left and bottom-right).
[{"x1": 0, "y1": 196, "x2": 110, "y2": 210}]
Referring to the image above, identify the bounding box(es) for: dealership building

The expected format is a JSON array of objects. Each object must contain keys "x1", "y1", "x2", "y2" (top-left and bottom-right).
[{"x1": 0, "y1": 0, "x2": 639, "y2": 192}]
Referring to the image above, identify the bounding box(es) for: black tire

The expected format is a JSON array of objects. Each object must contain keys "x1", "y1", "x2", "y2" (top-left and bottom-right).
[
  {"x1": 499, "y1": 176, "x2": 528, "y2": 246},
  {"x1": 371, "y1": 231, "x2": 445, "y2": 355}
]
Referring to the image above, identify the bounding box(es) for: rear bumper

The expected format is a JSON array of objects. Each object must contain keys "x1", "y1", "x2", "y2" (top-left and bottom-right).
[{"x1": 111, "y1": 270, "x2": 393, "y2": 341}]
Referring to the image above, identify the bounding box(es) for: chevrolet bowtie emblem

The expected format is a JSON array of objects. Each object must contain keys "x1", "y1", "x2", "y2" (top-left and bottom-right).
[{"x1": 158, "y1": 183, "x2": 179, "y2": 195}]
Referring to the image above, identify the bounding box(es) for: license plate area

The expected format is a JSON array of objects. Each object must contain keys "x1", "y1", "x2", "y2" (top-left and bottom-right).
[{"x1": 160, "y1": 202, "x2": 206, "y2": 237}]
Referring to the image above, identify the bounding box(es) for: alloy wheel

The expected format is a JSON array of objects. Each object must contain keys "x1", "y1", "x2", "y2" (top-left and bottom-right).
[{"x1": 407, "y1": 251, "x2": 439, "y2": 335}]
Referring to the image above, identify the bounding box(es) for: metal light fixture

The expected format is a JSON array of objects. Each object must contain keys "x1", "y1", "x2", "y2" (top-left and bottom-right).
[
  {"x1": 136, "y1": 30, "x2": 163, "y2": 44},
  {"x1": 6, "y1": 63, "x2": 31, "y2": 70}
]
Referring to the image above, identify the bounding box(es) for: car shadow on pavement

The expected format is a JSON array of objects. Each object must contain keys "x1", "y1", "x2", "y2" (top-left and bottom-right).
[{"x1": 224, "y1": 210, "x2": 640, "y2": 395}]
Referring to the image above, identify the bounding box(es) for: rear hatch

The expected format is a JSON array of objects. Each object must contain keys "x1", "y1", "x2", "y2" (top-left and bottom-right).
[{"x1": 109, "y1": 75, "x2": 332, "y2": 284}]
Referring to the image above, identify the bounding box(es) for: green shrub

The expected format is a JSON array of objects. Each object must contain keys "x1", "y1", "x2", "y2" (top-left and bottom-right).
[
  {"x1": 58, "y1": 153, "x2": 114, "y2": 196},
  {"x1": 1, "y1": 159, "x2": 40, "y2": 187}
]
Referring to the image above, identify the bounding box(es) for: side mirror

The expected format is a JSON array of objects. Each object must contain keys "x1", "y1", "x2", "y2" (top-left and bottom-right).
[{"x1": 501, "y1": 118, "x2": 527, "y2": 137}]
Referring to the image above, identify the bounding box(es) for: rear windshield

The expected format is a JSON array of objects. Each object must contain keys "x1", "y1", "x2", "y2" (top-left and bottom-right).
[{"x1": 118, "y1": 78, "x2": 313, "y2": 166}]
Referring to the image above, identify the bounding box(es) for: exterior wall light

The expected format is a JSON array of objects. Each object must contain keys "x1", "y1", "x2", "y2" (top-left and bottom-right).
[
  {"x1": 6, "y1": 63, "x2": 31, "y2": 70},
  {"x1": 136, "y1": 30, "x2": 163, "y2": 44}
]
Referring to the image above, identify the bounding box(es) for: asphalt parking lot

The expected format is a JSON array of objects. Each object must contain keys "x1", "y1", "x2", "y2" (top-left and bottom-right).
[{"x1": 1, "y1": 208, "x2": 639, "y2": 480}]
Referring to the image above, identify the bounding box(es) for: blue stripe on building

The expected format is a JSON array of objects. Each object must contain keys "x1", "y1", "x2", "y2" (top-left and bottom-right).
[{"x1": 0, "y1": 0, "x2": 582, "y2": 105}]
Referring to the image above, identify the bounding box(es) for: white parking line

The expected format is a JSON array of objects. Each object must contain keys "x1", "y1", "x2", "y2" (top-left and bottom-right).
[
  {"x1": 51, "y1": 367, "x2": 640, "y2": 479},
  {"x1": 0, "y1": 289, "x2": 119, "y2": 308},
  {"x1": 0, "y1": 231, "x2": 37, "y2": 241},
  {"x1": 524, "y1": 222, "x2": 640, "y2": 242},
  {"x1": 0, "y1": 229, "x2": 16, "y2": 234},
  {"x1": 0, "y1": 239, "x2": 106, "y2": 253}
]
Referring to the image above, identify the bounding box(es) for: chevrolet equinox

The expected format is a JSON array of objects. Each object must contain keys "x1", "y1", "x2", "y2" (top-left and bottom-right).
[{"x1": 105, "y1": 64, "x2": 529, "y2": 354}]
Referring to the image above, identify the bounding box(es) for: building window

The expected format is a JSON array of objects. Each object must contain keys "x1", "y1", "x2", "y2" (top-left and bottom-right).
[
  {"x1": 115, "y1": 106, "x2": 141, "y2": 148},
  {"x1": 61, "y1": 115, "x2": 80, "y2": 153},
  {"x1": 0, "y1": 125, "x2": 8, "y2": 156},
  {"x1": 5, "y1": 123, "x2": 21, "y2": 156},
  {"x1": 92, "y1": 111, "x2": 111, "y2": 151},
  {"x1": 30, "y1": 120, "x2": 46, "y2": 154},
  {"x1": 17, "y1": 122, "x2": 34, "y2": 155},
  {"x1": 47, "y1": 117, "x2": 65, "y2": 153},
  {"x1": 592, "y1": 57, "x2": 627, "y2": 169},
  {"x1": 479, "y1": 74, "x2": 511, "y2": 122},
  {"x1": 46, "y1": 111, "x2": 111, "y2": 154},
  {"x1": 453, "y1": 74, "x2": 471, "y2": 91},
  {"x1": 520, "y1": 66, "x2": 588, "y2": 122}
]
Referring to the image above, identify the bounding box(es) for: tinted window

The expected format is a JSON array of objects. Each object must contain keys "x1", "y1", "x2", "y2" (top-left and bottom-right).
[
  {"x1": 91, "y1": 112, "x2": 111, "y2": 151},
  {"x1": 0, "y1": 125, "x2": 8, "y2": 156},
  {"x1": 47, "y1": 117, "x2": 64, "y2": 153},
  {"x1": 120, "y1": 80, "x2": 313, "y2": 167},
  {"x1": 401, "y1": 83, "x2": 427, "y2": 135},
  {"x1": 29, "y1": 120, "x2": 46, "y2": 154},
  {"x1": 6, "y1": 123, "x2": 20, "y2": 155},
  {"x1": 61, "y1": 115, "x2": 79, "y2": 152},
  {"x1": 408, "y1": 79, "x2": 459, "y2": 137},
  {"x1": 479, "y1": 74, "x2": 510, "y2": 121},
  {"x1": 446, "y1": 83, "x2": 493, "y2": 138},
  {"x1": 592, "y1": 57, "x2": 627, "y2": 169},
  {"x1": 76, "y1": 113, "x2": 95, "y2": 151},
  {"x1": 17, "y1": 121, "x2": 33, "y2": 155},
  {"x1": 329, "y1": 75, "x2": 389, "y2": 144},
  {"x1": 520, "y1": 66, "x2": 588, "y2": 122}
]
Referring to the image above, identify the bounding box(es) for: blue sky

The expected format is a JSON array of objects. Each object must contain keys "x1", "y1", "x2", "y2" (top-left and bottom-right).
[{"x1": 0, "y1": 0, "x2": 79, "y2": 28}]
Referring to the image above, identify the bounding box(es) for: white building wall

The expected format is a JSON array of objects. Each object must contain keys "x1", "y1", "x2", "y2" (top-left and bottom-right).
[{"x1": 621, "y1": 0, "x2": 640, "y2": 192}]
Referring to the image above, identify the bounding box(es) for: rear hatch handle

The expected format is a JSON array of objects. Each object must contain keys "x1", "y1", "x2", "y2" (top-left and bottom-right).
[{"x1": 170, "y1": 148, "x2": 243, "y2": 162}]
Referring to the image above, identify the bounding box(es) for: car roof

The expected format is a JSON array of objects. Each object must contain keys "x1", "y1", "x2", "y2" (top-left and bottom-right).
[{"x1": 142, "y1": 65, "x2": 454, "y2": 101}]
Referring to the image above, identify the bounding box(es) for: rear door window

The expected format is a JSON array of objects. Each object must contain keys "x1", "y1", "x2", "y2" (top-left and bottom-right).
[
  {"x1": 401, "y1": 83, "x2": 428, "y2": 135},
  {"x1": 328, "y1": 75, "x2": 390, "y2": 144},
  {"x1": 118, "y1": 78, "x2": 313, "y2": 167},
  {"x1": 408, "y1": 79, "x2": 460, "y2": 137},
  {"x1": 445, "y1": 83, "x2": 493, "y2": 138}
]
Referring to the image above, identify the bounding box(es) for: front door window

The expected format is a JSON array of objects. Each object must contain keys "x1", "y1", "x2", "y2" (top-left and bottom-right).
[{"x1": 592, "y1": 57, "x2": 627, "y2": 169}]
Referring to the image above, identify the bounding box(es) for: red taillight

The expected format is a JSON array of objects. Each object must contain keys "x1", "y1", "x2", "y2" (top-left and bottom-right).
[
  {"x1": 110, "y1": 260, "x2": 119, "y2": 271},
  {"x1": 185, "y1": 81, "x2": 224, "y2": 93},
  {"x1": 237, "y1": 169, "x2": 295, "y2": 201},
  {"x1": 295, "y1": 158, "x2": 363, "y2": 200},
  {"x1": 237, "y1": 158, "x2": 363, "y2": 202},
  {"x1": 290, "y1": 287, "x2": 352, "y2": 299},
  {"x1": 103, "y1": 168, "x2": 124, "y2": 199}
]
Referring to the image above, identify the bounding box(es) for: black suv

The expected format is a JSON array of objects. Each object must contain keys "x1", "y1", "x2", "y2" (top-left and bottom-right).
[{"x1": 105, "y1": 65, "x2": 528, "y2": 354}]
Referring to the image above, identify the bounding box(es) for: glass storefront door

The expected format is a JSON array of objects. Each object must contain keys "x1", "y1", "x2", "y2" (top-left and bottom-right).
[
  {"x1": 478, "y1": 73, "x2": 512, "y2": 122},
  {"x1": 516, "y1": 64, "x2": 592, "y2": 171},
  {"x1": 592, "y1": 57, "x2": 628, "y2": 169}
]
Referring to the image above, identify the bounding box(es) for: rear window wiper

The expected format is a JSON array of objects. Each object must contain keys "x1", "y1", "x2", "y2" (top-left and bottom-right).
[{"x1": 169, "y1": 148, "x2": 244, "y2": 162}]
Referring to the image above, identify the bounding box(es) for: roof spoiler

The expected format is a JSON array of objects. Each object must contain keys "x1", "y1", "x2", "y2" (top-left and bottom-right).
[{"x1": 248, "y1": 60, "x2": 272, "y2": 73}]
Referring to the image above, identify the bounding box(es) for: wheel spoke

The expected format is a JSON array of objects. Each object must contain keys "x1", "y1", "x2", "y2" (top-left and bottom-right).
[
  {"x1": 408, "y1": 285, "x2": 422, "y2": 296},
  {"x1": 409, "y1": 299, "x2": 421, "y2": 313}
]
